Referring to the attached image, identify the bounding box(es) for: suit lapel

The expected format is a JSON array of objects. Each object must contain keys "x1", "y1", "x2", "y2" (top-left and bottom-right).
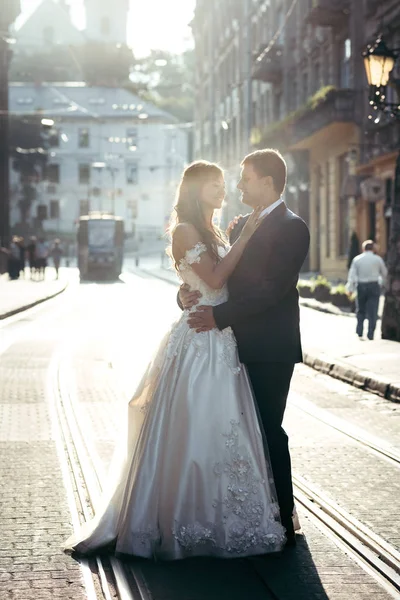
[{"x1": 250, "y1": 202, "x2": 287, "y2": 243}]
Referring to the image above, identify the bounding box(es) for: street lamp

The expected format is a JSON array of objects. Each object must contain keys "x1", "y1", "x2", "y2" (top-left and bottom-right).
[
  {"x1": 363, "y1": 37, "x2": 400, "y2": 118},
  {"x1": 363, "y1": 35, "x2": 400, "y2": 341}
]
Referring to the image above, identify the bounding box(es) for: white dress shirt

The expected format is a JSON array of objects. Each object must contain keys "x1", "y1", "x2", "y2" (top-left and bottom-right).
[
  {"x1": 346, "y1": 251, "x2": 388, "y2": 293},
  {"x1": 258, "y1": 197, "x2": 284, "y2": 221}
]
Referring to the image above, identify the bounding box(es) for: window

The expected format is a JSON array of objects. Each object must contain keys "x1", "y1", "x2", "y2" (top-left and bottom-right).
[
  {"x1": 313, "y1": 61, "x2": 320, "y2": 93},
  {"x1": 101, "y1": 16, "x2": 111, "y2": 35},
  {"x1": 252, "y1": 100, "x2": 257, "y2": 128},
  {"x1": 46, "y1": 164, "x2": 60, "y2": 184},
  {"x1": 80, "y1": 200, "x2": 89, "y2": 216},
  {"x1": 43, "y1": 26, "x2": 54, "y2": 45},
  {"x1": 277, "y1": 7, "x2": 285, "y2": 45},
  {"x1": 273, "y1": 90, "x2": 282, "y2": 121},
  {"x1": 126, "y1": 128, "x2": 138, "y2": 149},
  {"x1": 368, "y1": 203, "x2": 376, "y2": 241},
  {"x1": 127, "y1": 199, "x2": 138, "y2": 218},
  {"x1": 289, "y1": 73, "x2": 297, "y2": 111},
  {"x1": 37, "y1": 204, "x2": 48, "y2": 220},
  {"x1": 340, "y1": 38, "x2": 351, "y2": 88},
  {"x1": 126, "y1": 163, "x2": 138, "y2": 185},
  {"x1": 53, "y1": 99, "x2": 71, "y2": 106},
  {"x1": 79, "y1": 164, "x2": 91, "y2": 184},
  {"x1": 49, "y1": 129, "x2": 60, "y2": 148},
  {"x1": 78, "y1": 128, "x2": 90, "y2": 148},
  {"x1": 338, "y1": 154, "x2": 350, "y2": 256},
  {"x1": 303, "y1": 70, "x2": 309, "y2": 103},
  {"x1": 50, "y1": 200, "x2": 60, "y2": 219},
  {"x1": 325, "y1": 164, "x2": 330, "y2": 258}
]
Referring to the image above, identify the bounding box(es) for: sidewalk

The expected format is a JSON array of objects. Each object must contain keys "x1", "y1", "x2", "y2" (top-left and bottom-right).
[
  {"x1": 134, "y1": 256, "x2": 400, "y2": 404},
  {"x1": 0, "y1": 268, "x2": 69, "y2": 320}
]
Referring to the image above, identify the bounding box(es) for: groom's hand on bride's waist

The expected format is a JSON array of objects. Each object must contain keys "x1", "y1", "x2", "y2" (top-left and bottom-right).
[
  {"x1": 187, "y1": 305, "x2": 216, "y2": 332},
  {"x1": 179, "y1": 284, "x2": 202, "y2": 309}
]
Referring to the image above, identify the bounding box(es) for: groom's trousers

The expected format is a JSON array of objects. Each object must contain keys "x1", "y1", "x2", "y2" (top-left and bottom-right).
[{"x1": 246, "y1": 362, "x2": 295, "y2": 539}]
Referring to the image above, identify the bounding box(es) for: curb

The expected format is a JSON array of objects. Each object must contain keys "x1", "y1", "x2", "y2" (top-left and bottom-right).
[
  {"x1": 0, "y1": 282, "x2": 68, "y2": 320},
  {"x1": 299, "y1": 298, "x2": 383, "y2": 321},
  {"x1": 303, "y1": 352, "x2": 400, "y2": 404},
  {"x1": 299, "y1": 299, "x2": 354, "y2": 318}
]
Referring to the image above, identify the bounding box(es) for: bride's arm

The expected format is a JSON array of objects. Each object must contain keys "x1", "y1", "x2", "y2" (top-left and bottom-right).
[{"x1": 172, "y1": 218, "x2": 259, "y2": 290}]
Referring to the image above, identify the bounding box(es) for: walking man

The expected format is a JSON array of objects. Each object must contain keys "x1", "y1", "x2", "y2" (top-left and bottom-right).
[
  {"x1": 50, "y1": 239, "x2": 63, "y2": 279},
  {"x1": 346, "y1": 240, "x2": 387, "y2": 340}
]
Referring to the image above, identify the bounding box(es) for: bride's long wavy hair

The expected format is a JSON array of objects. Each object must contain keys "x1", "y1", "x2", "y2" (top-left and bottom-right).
[{"x1": 169, "y1": 161, "x2": 227, "y2": 267}]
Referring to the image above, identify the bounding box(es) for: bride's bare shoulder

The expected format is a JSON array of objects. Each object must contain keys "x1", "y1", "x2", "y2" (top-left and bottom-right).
[{"x1": 172, "y1": 223, "x2": 203, "y2": 252}]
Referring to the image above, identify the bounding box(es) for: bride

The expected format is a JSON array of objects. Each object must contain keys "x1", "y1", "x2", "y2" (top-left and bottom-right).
[{"x1": 65, "y1": 161, "x2": 286, "y2": 560}]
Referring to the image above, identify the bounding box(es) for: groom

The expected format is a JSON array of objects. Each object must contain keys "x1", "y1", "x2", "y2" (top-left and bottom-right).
[{"x1": 179, "y1": 149, "x2": 310, "y2": 546}]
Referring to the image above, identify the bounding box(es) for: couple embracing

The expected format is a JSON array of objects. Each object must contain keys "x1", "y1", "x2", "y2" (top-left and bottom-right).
[{"x1": 65, "y1": 149, "x2": 310, "y2": 559}]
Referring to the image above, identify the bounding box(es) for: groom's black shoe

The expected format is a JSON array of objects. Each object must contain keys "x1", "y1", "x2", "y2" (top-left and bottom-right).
[{"x1": 284, "y1": 533, "x2": 297, "y2": 548}]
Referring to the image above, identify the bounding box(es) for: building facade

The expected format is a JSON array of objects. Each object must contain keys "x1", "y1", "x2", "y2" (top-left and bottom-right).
[
  {"x1": 13, "y1": 0, "x2": 130, "y2": 49},
  {"x1": 192, "y1": 0, "x2": 400, "y2": 279},
  {"x1": 9, "y1": 83, "x2": 188, "y2": 239}
]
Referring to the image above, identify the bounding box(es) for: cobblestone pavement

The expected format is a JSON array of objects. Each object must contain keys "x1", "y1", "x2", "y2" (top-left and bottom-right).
[
  {"x1": 1, "y1": 271, "x2": 399, "y2": 599},
  {"x1": 0, "y1": 297, "x2": 86, "y2": 600},
  {"x1": 57, "y1": 275, "x2": 398, "y2": 598},
  {"x1": 285, "y1": 365, "x2": 400, "y2": 551}
]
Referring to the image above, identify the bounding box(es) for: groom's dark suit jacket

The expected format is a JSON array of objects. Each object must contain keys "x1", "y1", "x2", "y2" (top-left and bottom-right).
[{"x1": 213, "y1": 203, "x2": 310, "y2": 364}]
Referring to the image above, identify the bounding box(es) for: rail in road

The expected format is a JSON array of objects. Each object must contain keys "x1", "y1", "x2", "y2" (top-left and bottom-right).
[
  {"x1": 6, "y1": 270, "x2": 396, "y2": 598},
  {"x1": 49, "y1": 344, "x2": 400, "y2": 600}
]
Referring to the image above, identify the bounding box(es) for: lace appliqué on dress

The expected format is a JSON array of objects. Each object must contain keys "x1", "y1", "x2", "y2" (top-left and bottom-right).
[
  {"x1": 179, "y1": 242, "x2": 208, "y2": 270},
  {"x1": 173, "y1": 522, "x2": 217, "y2": 551},
  {"x1": 217, "y1": 328, "x2": 241, "y2": 375},
  {"x1": 213, "y1": 420, "x2": 284, "y2": 553},
  {"x1": 173, "y1": 421, "x2": 284, "y2": 555}
]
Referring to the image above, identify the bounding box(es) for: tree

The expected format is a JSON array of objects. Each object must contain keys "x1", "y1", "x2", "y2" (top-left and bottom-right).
[
  {"x1": 76, "y1": 43, "x2": 134, "y2": 86},
  {"x1": 129, "y1": 49, "x2": 194, "y2": 122}
]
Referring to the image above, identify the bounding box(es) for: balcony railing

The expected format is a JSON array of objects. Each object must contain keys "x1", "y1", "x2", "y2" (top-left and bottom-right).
[
  {"x1": 258, "y1": 88, "x2": 356, "y2": 150},
  {"x1": 291, "y1": 88, "x2": 356, "y2": 145},
  {"x1": 361, "y1": 121, "x2": 400, "y2": 166},
  {"x1": 252, "y1": 45, "x2": 283, "y2": 84},
  {"x1": 306, "y1": 0, "x2": 350, "y2": 28}
]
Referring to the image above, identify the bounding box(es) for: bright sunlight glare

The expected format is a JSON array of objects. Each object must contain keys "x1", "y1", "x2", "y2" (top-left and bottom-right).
[{"x1": 18, "y1": 0, "x2": 195, "y2": 57}]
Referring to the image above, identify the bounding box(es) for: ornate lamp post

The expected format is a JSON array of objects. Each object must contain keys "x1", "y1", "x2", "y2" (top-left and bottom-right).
[{"x1": 363, "y1": 36, "x2": 400, "y2": 341}]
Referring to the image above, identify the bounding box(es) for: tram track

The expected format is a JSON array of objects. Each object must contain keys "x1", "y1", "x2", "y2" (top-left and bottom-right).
[
  {"x1": 50, "y1": 344, "x2": 400, "y2": 600},
  {"x1": 49, "y1": 354, "x2": 150, "y2": 600},
  {"x1": 290, "y1": 393, "x2": 400, "y2": 469},
  {"x1": 292, "y1": 475, "x2": 400, "y2": 598},
  {"x1": 289, "y1": 394, "x2": 400, "y2": 597}
]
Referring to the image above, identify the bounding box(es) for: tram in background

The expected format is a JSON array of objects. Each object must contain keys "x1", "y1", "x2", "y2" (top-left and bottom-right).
[{"x1": 77, "y1": 213, "x2": 124, "y2": 280}]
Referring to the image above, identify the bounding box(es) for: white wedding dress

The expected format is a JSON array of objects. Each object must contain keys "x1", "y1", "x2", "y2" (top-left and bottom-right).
[{"x1": 65, "y1": 243, "x2": 286, "y2": 559}]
